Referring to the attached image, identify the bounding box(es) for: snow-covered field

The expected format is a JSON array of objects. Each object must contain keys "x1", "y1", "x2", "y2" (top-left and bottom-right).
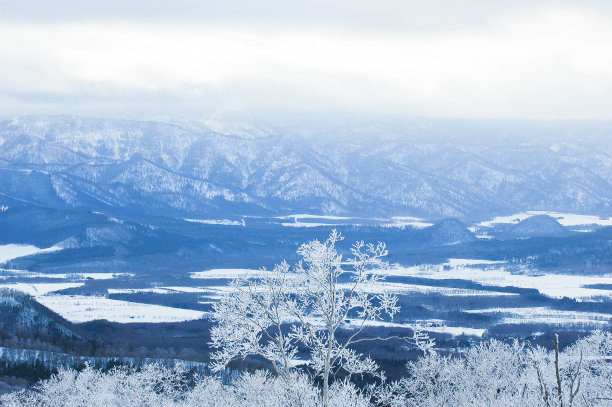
[
  {"x1": 275, "y1": 214, "x2": 353, "y2": 220},
  {"x1": 109, "y1": 286, "x2": 214, "y2": 294},
  {"x1": 185, "y1": 259, "x2": 612, "y2": 333},
  {"x1": 1, "y1": 281, "x2": 206, "y2": 323},
  {"x1": 343, "y1": 318, "x2": 487, "y2": 337},
  {"x1": 478, "y1": 211, "x2": 612, "y2": 229},
  {"x1": 2, "y1": 253, "x2": 611, "y2": 333},
  {"x1": 384, "y1": 216, "x2": 433, "y2": 229},
  {"x1": 384, "y1": 259, "x2": 612, "y2": 301},
  {"x1": 0, "y1": 270, "x2": 131, "y2": 280},
  {"x1": 191, "y1": 268, "x2": 273, "y2": 279},
  {"x1": 37, "y1": 295, "x2": 206, "y2": 323},
  {"x1": 274, "y1": 214, "x2": 434, "y2": 228},
  {"x1": 107, "y1": 288, "x2": 174, "y2": 295},
  {"x1": 190, "y1": 267, "x2": 516, "y2": 297},
  {"x1": 464, "y1": 307, "x2": 611, "y2": 326},
  {"x1": 336, "y1": 281, "x2": 518, "y2": 297},
  {"x1": 184, "y1": 218, "x2": 245, "y2": 226},
  {"x1": 0, "y1": 282, "x2": 84, "y2": 295},
  {"x1": 186, "y1": 211, "x2": 611, "y2": 231},
  {"x1": 0, "y1": 244, "x2": 63, "y2": 264}
]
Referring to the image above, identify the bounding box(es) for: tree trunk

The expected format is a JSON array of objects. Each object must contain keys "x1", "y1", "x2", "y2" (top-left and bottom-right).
[
  {"x1": 554, "y1": 334, "x2": 563, "y2": 407},
  {"x1": 323, "y1": 330, "x2": 334, "y2": 407}
]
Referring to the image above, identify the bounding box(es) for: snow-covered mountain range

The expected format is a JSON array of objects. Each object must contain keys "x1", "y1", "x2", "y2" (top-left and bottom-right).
[{"x1": 0, "y1": 115, "x2": 611, "y2": 220}]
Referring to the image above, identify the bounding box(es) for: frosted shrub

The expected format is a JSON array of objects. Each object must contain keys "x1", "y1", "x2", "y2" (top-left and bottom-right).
[
  {"x1": 0, "y1": 364, "x2": 188, "y2": 407},
  {"x1": 1, "y1": 332, "x2": 611, "y2": 406},
  {"x1": 0, "y1": 365, "x2": 366, "y2": 407},
  {"x1": 184, "y1": 371, "x2": 320, "y2": 407},
  {"x1": 398, "y1": 331, "x2": 612, "y2": 407},
  {"x1": 327, "y1": 380, "x2": 371, "y2": 407}
]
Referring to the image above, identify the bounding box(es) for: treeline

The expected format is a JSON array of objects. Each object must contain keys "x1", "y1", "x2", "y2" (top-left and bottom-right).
[{"x1": 0, "y1": 347, "x2": 211, "y2": 379}]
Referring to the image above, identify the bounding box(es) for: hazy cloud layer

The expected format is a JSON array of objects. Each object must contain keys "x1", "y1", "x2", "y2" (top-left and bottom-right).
[{"x1": 1, "y1": 1, "x2": 612, "y2": 119}]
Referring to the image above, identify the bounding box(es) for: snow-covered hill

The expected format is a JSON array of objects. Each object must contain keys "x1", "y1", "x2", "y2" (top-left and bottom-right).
[{"x1": 1, "y1": 115, "x2": 611, "y2": 220}]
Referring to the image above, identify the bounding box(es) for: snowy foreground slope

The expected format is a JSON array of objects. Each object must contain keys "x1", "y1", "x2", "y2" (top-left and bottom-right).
[
  {"x1": 0, "y1": 115, "x2": 611, "y2": 220},
  {"x1": 1, "y1": 306, "x2": 611, "y2": 406}
]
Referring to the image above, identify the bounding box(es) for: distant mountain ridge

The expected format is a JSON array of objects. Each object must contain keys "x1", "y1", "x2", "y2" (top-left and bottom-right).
[{"x1": 1, "y1": 115, "x2": 611, "y2": 220}]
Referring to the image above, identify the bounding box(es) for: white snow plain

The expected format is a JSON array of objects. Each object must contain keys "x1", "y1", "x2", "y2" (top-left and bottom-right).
[
  {"x1": 190, "y1": 268, "x2": 275, "y2": 279},
  {"x1": 478, "y1": 211, "x2": 612, "y2": 228},
  {"x1": 1, "y1": 280, "x2": 206, "y2": 323},
  {"x1": 37, "y1": 295, "x2": 206, "y2": 323},
  {"x1": 0, "y1": 282, "x2": 84, "y2": 295},
  {"x1": 0, "y1": 244, "x2": 63, "y2": 264},
  {"x1": 383, "y1": 259, "x2": 612, "y2": 301},
  {"x1": 184, "y1": 218, "x2": 245, "y2": 226},
  {"x1": 464, "y1": 307, "x2": 611, "y2": 326}
]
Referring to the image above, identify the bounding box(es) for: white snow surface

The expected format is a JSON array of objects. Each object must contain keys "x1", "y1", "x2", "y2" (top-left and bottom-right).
[
  {"x1": 190, "y1": 267, "x2": 515, "y2": 297},
  {"x1": 190, "y1": 268, "x2": 275, "y2": 279},
  {"x1": 464, "y1": 307, "x2": 612, "y2": 326},
  {"x1": 342, "y1": 319, "x2": 486, "y2": 337},
  {"x1": 478, "y1": 211, "x2": 612, "y2": 228},
  {"x1": 37, "y1": 295, "x2": 206, "y2": 323},
  {"x1": 384, "y1": 261, "x2": 612, "y2": 300},
  {"x1": 335, "y1": 282, "x2": 517, "y2": 297},
  {"x1": 107, "y1": 288, "x2": 172, "y2": 295},
  {"x1": 0, "y1": 244, "x2": 62, "y2": 263},
  {"x1": 275, "y1": 214, "x2": 353, "y2": 220},
  {"x1": 0, "y1": 270, "x2": 132, "y2": 281},
  {"x1": 0, "y1": 282, "x2": 84, "y2": 295},
  {"x1": 109, "y1": 286, "x2": 216, "y2": 294},
  {"x1": 281, "y1": 222, "x2": 344, "y2": 227},
  {"x1": 384, "y1": 216, "x2": 433, "y2": 229},
  {"x1": 184, "y1": 218, "x2": 245, "y2": 226}
]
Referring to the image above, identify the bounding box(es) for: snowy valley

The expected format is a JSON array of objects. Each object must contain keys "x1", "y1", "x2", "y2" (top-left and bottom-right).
[{"x1": 1, "y1": 116, "x2": 611, "y2": 405}]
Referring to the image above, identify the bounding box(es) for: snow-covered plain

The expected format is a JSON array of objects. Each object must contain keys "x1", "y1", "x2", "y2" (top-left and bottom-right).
[
  {"x1": 107, "y1": 288, "x2": 173, "y2": 295},
  {"x1": 0, "y1": 270, "x2": 131, "y2": 280},
  {"x1": 190, "y1": 267, "x2": 516, "y2": 297},
  {"x1": 336, "y1": 281, "x2": 518, "y2": 297},
  {"x1": 0, "y1": 282, "x2": 84, "y2": 295},
  {"x1": 109, "y1": 286, "x2": 214, "y2": 294},
  {"x1": 384, "y1": 216, "x2": 433, "y2": 229},
  {"x1": 383, "y1": 259, "x2": 612, "y2": 301},
  {"x1": 186, "y1": 259, "x2": 612, "y2": 334},
  {"x1": 343, "y1": 318, "x2": 487, "y2": 337},
  {"x1": 1, "y1": 280, "x2": 206, "y2": 323},
  {"x1": 0, "y1": 244, "x2": 63, "y2": 264},
  {"x1": 37, "y1": 295, "x2": 206, "y2": 323},
  {"x1": 190, "y1": 268, "x2": 277, "y2": 279},
  {"x1": 464, "y1": 307, "x2": 611, "y2": 326},
  {"x1": 478, "y1": 211, "x2": 612, "y2": 228},
  {"x1": 184, "y1": 218, "x2": 245, "y2": 226},
  {"x1": 274, "y1": 214, "x2": 353, "y2": 220},
  {"x1": 275, "y1": 214, "x2": 434, "y2": 228},
  {"x1": 3, "y1": 255, "x2": 611, "y2": 332}
]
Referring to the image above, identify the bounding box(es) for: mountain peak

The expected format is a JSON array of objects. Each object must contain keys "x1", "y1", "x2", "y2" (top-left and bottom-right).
[{"x1": 500, "y1": 214, "x2": 570, "y2": 239}]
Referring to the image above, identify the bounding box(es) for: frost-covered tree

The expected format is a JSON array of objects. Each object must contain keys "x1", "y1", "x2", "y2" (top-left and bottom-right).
[
  {"x1": 0, "y1": 363, "x2": 369, "y2": 407},
  {"x1": 210, "y1": 230, "x2": 399, "y2": 406},
  {"x1": 2, "y1": 332, "x2": 611, "y2": 406},
  {"x1": 389, "y1": 331, "x2": 612, "y2": 407}
]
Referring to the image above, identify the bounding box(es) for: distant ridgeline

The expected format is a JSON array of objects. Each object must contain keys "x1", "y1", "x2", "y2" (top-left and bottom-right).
[{"x1": 0, "y1": 115, "x2": 611, "y2": 221}]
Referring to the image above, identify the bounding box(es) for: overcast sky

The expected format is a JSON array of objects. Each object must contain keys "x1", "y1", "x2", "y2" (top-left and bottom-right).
[{"x1": 1, "y1": 0, "x2": 612, "y2": 120}]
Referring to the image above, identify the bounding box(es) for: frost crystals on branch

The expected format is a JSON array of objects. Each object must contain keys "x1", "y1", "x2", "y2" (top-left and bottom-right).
[{"x1": 209, "y1": 230, "x2": 399, "y2": 407}]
